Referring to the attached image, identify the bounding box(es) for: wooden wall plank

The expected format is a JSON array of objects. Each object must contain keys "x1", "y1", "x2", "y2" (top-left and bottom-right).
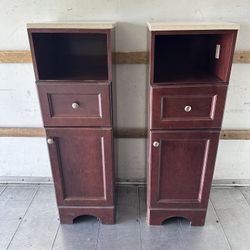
[
  {"x1": 0, "y1": 50, "x2": 249, "y2": 64},
  {"x1": 0, "y1": 127, "x2": 249, "y2": 139},
  {"x1": 220, "y1": 130, "x2": 250, "y2": 140},
  {"x1": 233, "y1": 51, "x2": 250, "y2": 63},
  {"x1": 0, "y1": 128, "x2": 45, "y2": 137},
  {"x1": 0, "y1": 51, "x2": 32, "y2": 63},
  {"x1": 113, "y1": 52, "x2": 148, "y2": 64},
  {"x1": 115, "y1": 128, "x2": 147, "y2": 138}
]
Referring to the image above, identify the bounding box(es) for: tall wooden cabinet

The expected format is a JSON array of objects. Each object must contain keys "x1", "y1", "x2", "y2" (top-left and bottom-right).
[
  {"x1": 147, "y1": 22, "x2": 239, "y2": 226},
  {"x1": 27, "y1": 22, "x2": 116, "y2": 224}
]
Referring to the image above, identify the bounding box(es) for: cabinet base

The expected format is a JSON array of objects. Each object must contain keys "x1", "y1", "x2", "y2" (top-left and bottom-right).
[
  {"x1": 58, "y1": 206, "x2": 115, "y2": 224},
  {"x1": 147, "y1": 208, "x2": 207, "y2": 226}
]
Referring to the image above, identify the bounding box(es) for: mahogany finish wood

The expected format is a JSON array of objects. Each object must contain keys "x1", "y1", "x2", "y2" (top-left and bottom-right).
[
  {"x1": 37, "y1": 82, "x2": 112, "y2": 127},
  {"x1": 28, "y1": 28, "x2": 113, "y2": 82},
  {"x1": 46, "y1": 128, "x2": 113, "y2": 207},
  {"x1": 150, "y1": 84, "x2": 227, "y2": 129},
  {"x1": 150, "y1": 30, "x2": 237, "y2": 84},
  {"x1": 28, "y1": 23, "x2": 115, "y2": 224},
  {"x1": 147, "y1": 24, "x2": 238, "y2": 226},
  {"x1": 148, "y1": 130, "x2": 219, "y2": 210},
  {"x1": 58, "y1": 206, "x2": 115, "y2": 224}
]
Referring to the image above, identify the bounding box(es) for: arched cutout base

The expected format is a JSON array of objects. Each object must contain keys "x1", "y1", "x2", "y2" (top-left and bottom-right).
[
  {"x1": 161, "y1": 216, "x2": 187, "y2": 225},
  {"x1": 147, "y1": 208, "x2": 206, "y2": 226},
  {"x1": 73, "y1": 215, "x2": 99, "y2": 224},
  {"x1": 58, "y1": 206, "x2": 115, "y2": 224}
]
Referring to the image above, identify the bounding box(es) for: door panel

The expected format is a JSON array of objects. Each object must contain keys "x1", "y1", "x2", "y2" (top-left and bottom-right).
[
  {"x1": 46, "y1": 127, "x2": 113, "y2": 206},
  {"x1": 148, "y1": 130, "x2": 219, "y2": 209}
]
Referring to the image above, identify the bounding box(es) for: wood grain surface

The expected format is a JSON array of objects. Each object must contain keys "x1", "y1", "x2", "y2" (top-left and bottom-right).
[{"x1": 0, "y1": 50, "x2": 249, "y2": 64}]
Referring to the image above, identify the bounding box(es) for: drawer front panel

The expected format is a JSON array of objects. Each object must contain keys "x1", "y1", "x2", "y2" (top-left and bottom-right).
[
  {"x1": 150, "y1": 85, "x2": 227, "y2": 129},
  {"x1": 38, "y1": 83, "x2": 111, "y2": 126},
  {"x1": 49, "y1": 93, "x2": 101, "y2": 118}
]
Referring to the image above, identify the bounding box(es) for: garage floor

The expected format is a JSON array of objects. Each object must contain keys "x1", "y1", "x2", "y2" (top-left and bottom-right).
[{"x1": 0, "y1": 184, "x2": 250, "y2": 250}]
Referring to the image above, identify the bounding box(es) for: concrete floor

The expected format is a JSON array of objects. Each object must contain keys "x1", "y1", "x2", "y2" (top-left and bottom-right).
[{"x1": 0, "y1": 184, "x2": 250, "y2": 250}]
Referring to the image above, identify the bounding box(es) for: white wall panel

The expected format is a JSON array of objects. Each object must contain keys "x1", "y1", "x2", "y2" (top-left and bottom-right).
[
  {"x1": 0, "y1": 137, "x2": 51, "y2": 177},
  {"x1": 1, "y1": 137, "x2": 250, "y2": 182},
  {"x1": 0, "y1": 1, "x2": 250, "y2": 181},
  {"x1": 1, "y1": 63, "x2": 250, "y2": 130},
  {"x1": 115, "y1": 138, "x2": 146, "y2": 181},
  {"x1": 214, "y1": 140, "x2": 250, "y2": 179},
  {"x1": 0, "y1": 64, "x2": 42, "y2": 127},
  {"x1": 115, "y1": 65, "x2": 147, "y2": 128},
  {"x1": 222, "y1": 64, "x2": 250, "y2": 129},
  {"x1": 0, "y1": 0, "x2": 249, "y2": 50}
]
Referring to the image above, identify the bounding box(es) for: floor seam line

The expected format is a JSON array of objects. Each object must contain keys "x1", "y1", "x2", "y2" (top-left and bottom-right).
[
  {"x1": 137, "y1": 186, "x2": 143, "y2": 250},
  {"x1": 238, "y1": 187, "x2": 250, "y2": 208},
  {"x1": 50, "y1": 220, "x2": 60, "y2": 250},
  {"x1": 178, "y1": 217, "x2": 188, "y2": 250},
  {"x1": 0, "y1": 185, "x2": 7, "y2": 197},
  {"x1": 94, "y1": 219, "x2": 101, "y2": 250},
  {"x1": 209, "y1": 197, "x2": 232, "y2": 250},
  {"x1": 5, "y1": 184, "x2": 40, "y2": 250}
]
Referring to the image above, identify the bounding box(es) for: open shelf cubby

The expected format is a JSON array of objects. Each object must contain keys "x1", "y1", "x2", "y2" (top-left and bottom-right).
[
  {"x1": 152, "y1": 32, "x2": 235, "y2": 84},
  {"x1": 31, "y1": 32, "x2": 109, "y2": 81}
]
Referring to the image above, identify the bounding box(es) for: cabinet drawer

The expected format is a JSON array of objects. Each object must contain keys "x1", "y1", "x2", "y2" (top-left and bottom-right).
[
  {"x1": 150, "y1": 85, "x2": 227, "y2": 129},
  {"x1": 37, "y1": 83, "x2": 112, "y2": 126}
]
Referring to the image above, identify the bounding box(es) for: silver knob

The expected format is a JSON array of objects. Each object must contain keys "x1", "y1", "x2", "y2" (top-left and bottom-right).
[
  {"x1": 153, "y1": 141, "x2": 160, "y2": 147},
  {"x1": 72, "y1": 102, "x2": 79, "y2": 109},
  {"x1": 47, "y1": 138, "x2": 54, "y2": 145},
  {"x1": 184, "y1": 106, "x2": 192, "y2": 112}
]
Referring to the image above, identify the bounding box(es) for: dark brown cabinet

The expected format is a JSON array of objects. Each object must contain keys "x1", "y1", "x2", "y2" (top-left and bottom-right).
[
  {"x1": 28, "y1": 22, "x2": 116, "y2": 224},
  {"x1": 150, "y1": 85, "x2": 227, "y2": 129},
  {"x1": 37, "y1": 82, "x2": 112, "y2": 127},
  {"x1": 148, "y1": 130, "x2": 219, "y2": 225},
  {"x1": 147, "y1": 22, "x2": 239, "y2": 226}
]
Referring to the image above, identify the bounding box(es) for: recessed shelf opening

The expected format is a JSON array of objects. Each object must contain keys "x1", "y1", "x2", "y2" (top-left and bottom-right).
[
  {"x1": 153, "y1": 33, "x2": 234, "y2": 84},
  {"x1": 32, "y1": 32, "x2": 109, "y2": 81}
]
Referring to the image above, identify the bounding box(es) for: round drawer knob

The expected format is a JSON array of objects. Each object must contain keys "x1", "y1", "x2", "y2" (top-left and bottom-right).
[
  {"x1": 47, "y1": 138, "x2": 54, "y2": 145},
  {"x1": 72, "y1": 102, "x2": 80, "y2": 109},
  {"x1": 153, "y1": 141, "x2": 160, "y2": 147},
  {"x1": 184, "y1": 105, "x2": 192, "y2": 112}
]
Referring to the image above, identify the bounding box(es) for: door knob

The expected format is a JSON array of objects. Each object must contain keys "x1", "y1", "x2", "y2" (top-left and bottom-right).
[
  {"x1": 184, "y1": 105, "x2": 192, "y2": 112},
  {"x1": 47, "y1": 138, "x2": 54, "y2": 145},
  {"x1": 72, "y1": 102, "x2": 80, "y2": 109},
  {"x1": 153, "y1": 141, "x2": 160, "y2": 147}
]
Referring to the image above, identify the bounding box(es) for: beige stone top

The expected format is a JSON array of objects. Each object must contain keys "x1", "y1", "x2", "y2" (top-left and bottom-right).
[
  {"x1": 27, "y1": 22, "x2": 116, "y2": 29},
  {"x1": 147, "y1": 22, "x2": 240, "y2": 31}
]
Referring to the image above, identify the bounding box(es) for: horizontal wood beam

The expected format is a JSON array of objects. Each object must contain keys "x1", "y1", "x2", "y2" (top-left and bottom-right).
[
  {"x1": 113, "y1": 52, "x2": 148, "y2": 64},
  {"x1": 0, "y1": 50, "x2": 250, "y2": 64},
  {"x1": 219, "y1": 130, "x2": 250, "y2": 140},
  {"x1": 0, "y1": 51, "x2": 32, "y2": 63},
  {"x1": 0, "y1": 127, "x2": 250, "y2": 140},
  {"x1": 0, "y1": 128, "x2": 45, "y2": 137}
]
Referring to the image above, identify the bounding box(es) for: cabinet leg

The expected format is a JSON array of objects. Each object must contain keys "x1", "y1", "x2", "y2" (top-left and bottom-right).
[
  {"x1": 148, "y1": 208, "x2": 207, "y2": 226},
  {"x1": 58, "y1": 206, "x2": 115, "y2": 224}
]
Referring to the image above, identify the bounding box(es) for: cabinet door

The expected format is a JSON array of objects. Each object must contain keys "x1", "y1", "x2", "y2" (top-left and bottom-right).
[
  {"x1": 46, "y1": 128, "x2": 114, "y2": 206},
  {"x1": 148, "y1": 130, "x2": 219, "y2": 209}
]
